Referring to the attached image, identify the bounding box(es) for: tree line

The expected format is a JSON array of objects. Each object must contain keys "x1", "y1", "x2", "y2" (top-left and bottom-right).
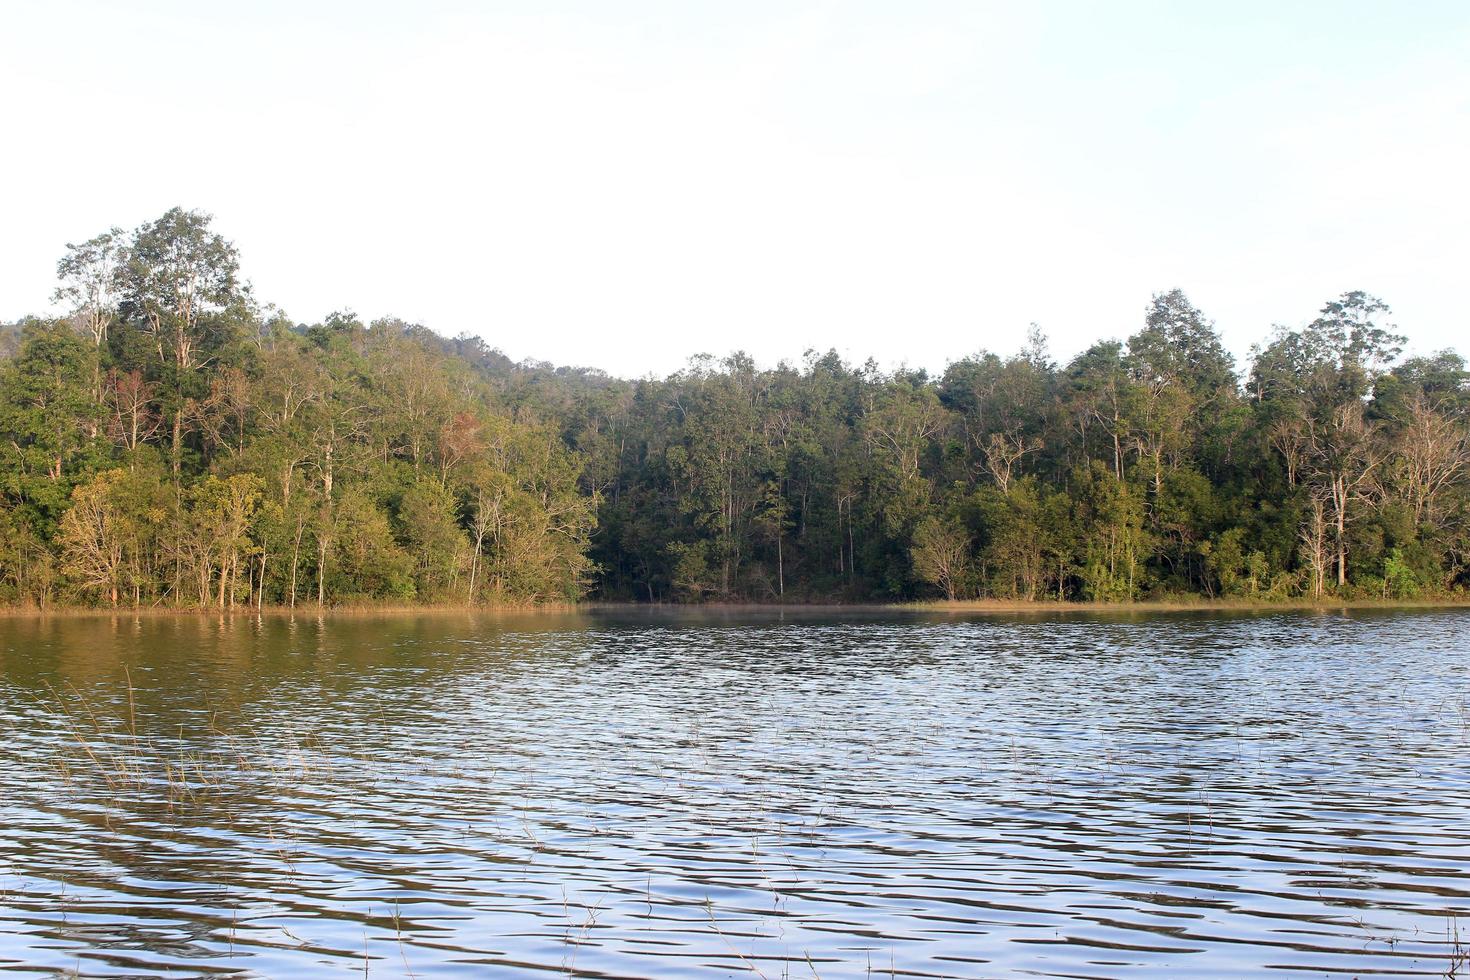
[
  {"x1": 1, "y1": 210, "x2": 594, "y2": 608},
  {"x1": 2, "y1": 209, "x2": 1467, "y2": 607}
]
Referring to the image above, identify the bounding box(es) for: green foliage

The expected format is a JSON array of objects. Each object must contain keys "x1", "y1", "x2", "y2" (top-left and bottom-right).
[
  {"x1": 5, "y1": 215, "x2": 1470, "y2": 608},
  {"x1": 1203, "y1": 527, "x2": 1274, "y2": 598},
  {"x1": 1073, "y1": 463, "x2": 1152, "y2": 601},
  {"x1": 668, "y1": 540, "x2": 717, "y2": 601},
  {"x1": 0, "y1": 211, "x2": 600, "y2": 608},
  {"x1": 1382, "y1": 548, "x2": 1420, "y2": 599},
  {"x1": 0, "y1": 510, "x2": 57, "y2": 607},
  {"x1": 326, "y1": 490, "x2": 416, "y2": 600},
  {"x1": 0, "y1": 322, "x2": 103, "y2": 524},
  {"x1": 397, "y1": 481, "x2": 464, "y2": 598},
  {"x1": 971, "y1": 479, "x2": 1072, "y2": 600}
]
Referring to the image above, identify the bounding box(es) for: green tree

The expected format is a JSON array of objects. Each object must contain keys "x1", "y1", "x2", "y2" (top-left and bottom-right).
[{"x1": 117, "y1": 208, "x2": 249, "y2": 475}]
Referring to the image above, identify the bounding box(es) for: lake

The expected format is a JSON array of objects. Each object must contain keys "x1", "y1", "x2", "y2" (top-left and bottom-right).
[{"x1": 1, "y1": 609, "x2": 1467, "y2": 977}]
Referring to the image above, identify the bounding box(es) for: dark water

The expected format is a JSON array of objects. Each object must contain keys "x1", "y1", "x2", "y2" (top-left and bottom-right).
[{"x1": 1, "y1": 609, "x2": 1468, "y2": 978}]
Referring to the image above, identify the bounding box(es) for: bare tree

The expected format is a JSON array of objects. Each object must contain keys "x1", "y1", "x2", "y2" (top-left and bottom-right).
[
  {"x1": 1392, "y1": 393, "x2": 1470, "y2": 525},
  {"x1": 54, "y1": 228, "x2": 126, "y2": 350},
  {"x1": 1298, "y1": 491, "x2": 1330, "y2": 599},
  {"x1": 862, "y1": 385, "x2": 943, "y2": 482},
  {"x1": 58, "y1": 471, "x2": 127, "y2": 605},
  {"x1": 1306, "y1": 401, "x2": 1382, "y2": 588},
  {"x1": 104, "y1": 369, "x2": 163, "y2": 453},
  {"x1": 1269, "y1": 416, "x2": 1309, "y2": 488},
  {"x1": 911, "y1": 516, "x2": 970, "y2": 600},
  {"x1": 982, "y1": 430, "x2": 1040, "y2": 495}
]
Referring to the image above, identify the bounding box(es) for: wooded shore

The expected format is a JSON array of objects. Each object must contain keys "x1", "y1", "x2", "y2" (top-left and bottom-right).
[
  {"x1": 3, "y1": 596, "x2": 1466, "y2": 619},
  {"x1": 6, "y1": 208, "x2": 1469, "y2": 611}
]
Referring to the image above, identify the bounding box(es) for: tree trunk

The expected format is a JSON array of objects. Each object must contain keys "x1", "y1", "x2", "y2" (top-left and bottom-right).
[
  {"x1": 469, "y1": 528, "x2": 486, "y2": 600},
  {"x1": 317, "y1": 536, "x2": 327, "y2": 606},
  {"x1": 776, "y1": 531, "x2": 784, "y2": 598},
  {"x1": 171, "y1": 410, "x2": 183, "y2": 477},
  {"x1": 289, "y1": 526, "x2": 302, "y2": 609}
]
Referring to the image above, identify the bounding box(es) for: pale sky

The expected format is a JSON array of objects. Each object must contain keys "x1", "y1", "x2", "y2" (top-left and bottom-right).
[{"x1": 2, "y1": 1, "x2": 1467, "y2": 377}]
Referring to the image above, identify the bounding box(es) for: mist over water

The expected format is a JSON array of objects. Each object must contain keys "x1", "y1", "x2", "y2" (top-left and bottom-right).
[{"x1": 1, "y1": 609, "x2": 1468, "y2": 977}]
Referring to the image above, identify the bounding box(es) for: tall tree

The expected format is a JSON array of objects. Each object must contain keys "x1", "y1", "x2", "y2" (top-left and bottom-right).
[{"x1": 118, "y1": 208, "x2": 248, "y2": 475}]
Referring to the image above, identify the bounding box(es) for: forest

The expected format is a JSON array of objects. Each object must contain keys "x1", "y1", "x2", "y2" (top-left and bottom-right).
[{"x1": 2, "y1": 208, "x2": 1467, "y2": 608}]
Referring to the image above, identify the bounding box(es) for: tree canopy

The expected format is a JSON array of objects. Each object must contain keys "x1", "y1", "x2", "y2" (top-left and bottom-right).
[{"x1": 3, "y1": 209, "x2": 1467, "y2": 607}]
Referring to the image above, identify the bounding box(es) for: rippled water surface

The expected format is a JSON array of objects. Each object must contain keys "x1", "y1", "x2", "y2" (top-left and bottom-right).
[{"x1": 2, "y1": 609, "x2": 1469, "y2": 978}]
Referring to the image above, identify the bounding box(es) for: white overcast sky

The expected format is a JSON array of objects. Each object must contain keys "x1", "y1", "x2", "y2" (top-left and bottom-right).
[{"x1": 2, "y1": 1, "x2": 1467, "y2": 377}]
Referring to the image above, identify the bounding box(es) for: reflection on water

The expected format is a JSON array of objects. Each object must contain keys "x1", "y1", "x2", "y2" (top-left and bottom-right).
[{"x1": 1, "y1": 609, "x2": 1468, "y2": 977}]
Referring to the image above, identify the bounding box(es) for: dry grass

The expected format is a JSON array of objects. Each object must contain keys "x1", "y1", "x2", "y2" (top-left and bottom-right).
[
  {"x1": 43, "y1": 674, "x2": 325, "y2": 820},
  {"x1": 5, "y1": 594, "x2": 1470, "y2": 620},
  {"x1": 0, "y1": 599, "x2": 582, "y2": 620},
  {"x1": 901, "y1": 595, "x2": 1470, "y2": 614}
]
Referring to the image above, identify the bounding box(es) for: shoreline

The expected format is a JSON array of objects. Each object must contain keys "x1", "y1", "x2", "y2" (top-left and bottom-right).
[
  {"x1": 898, "y1": 596, "x2": 1470, "y2": 614},
  {"x1": 1, "y1": 596, "x2": 1467, "y2": 620}
]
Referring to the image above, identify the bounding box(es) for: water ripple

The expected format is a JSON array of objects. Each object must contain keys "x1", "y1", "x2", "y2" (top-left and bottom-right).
[{"x1": 0, "y1": 609, "x2": 1468, "y2": 977}]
